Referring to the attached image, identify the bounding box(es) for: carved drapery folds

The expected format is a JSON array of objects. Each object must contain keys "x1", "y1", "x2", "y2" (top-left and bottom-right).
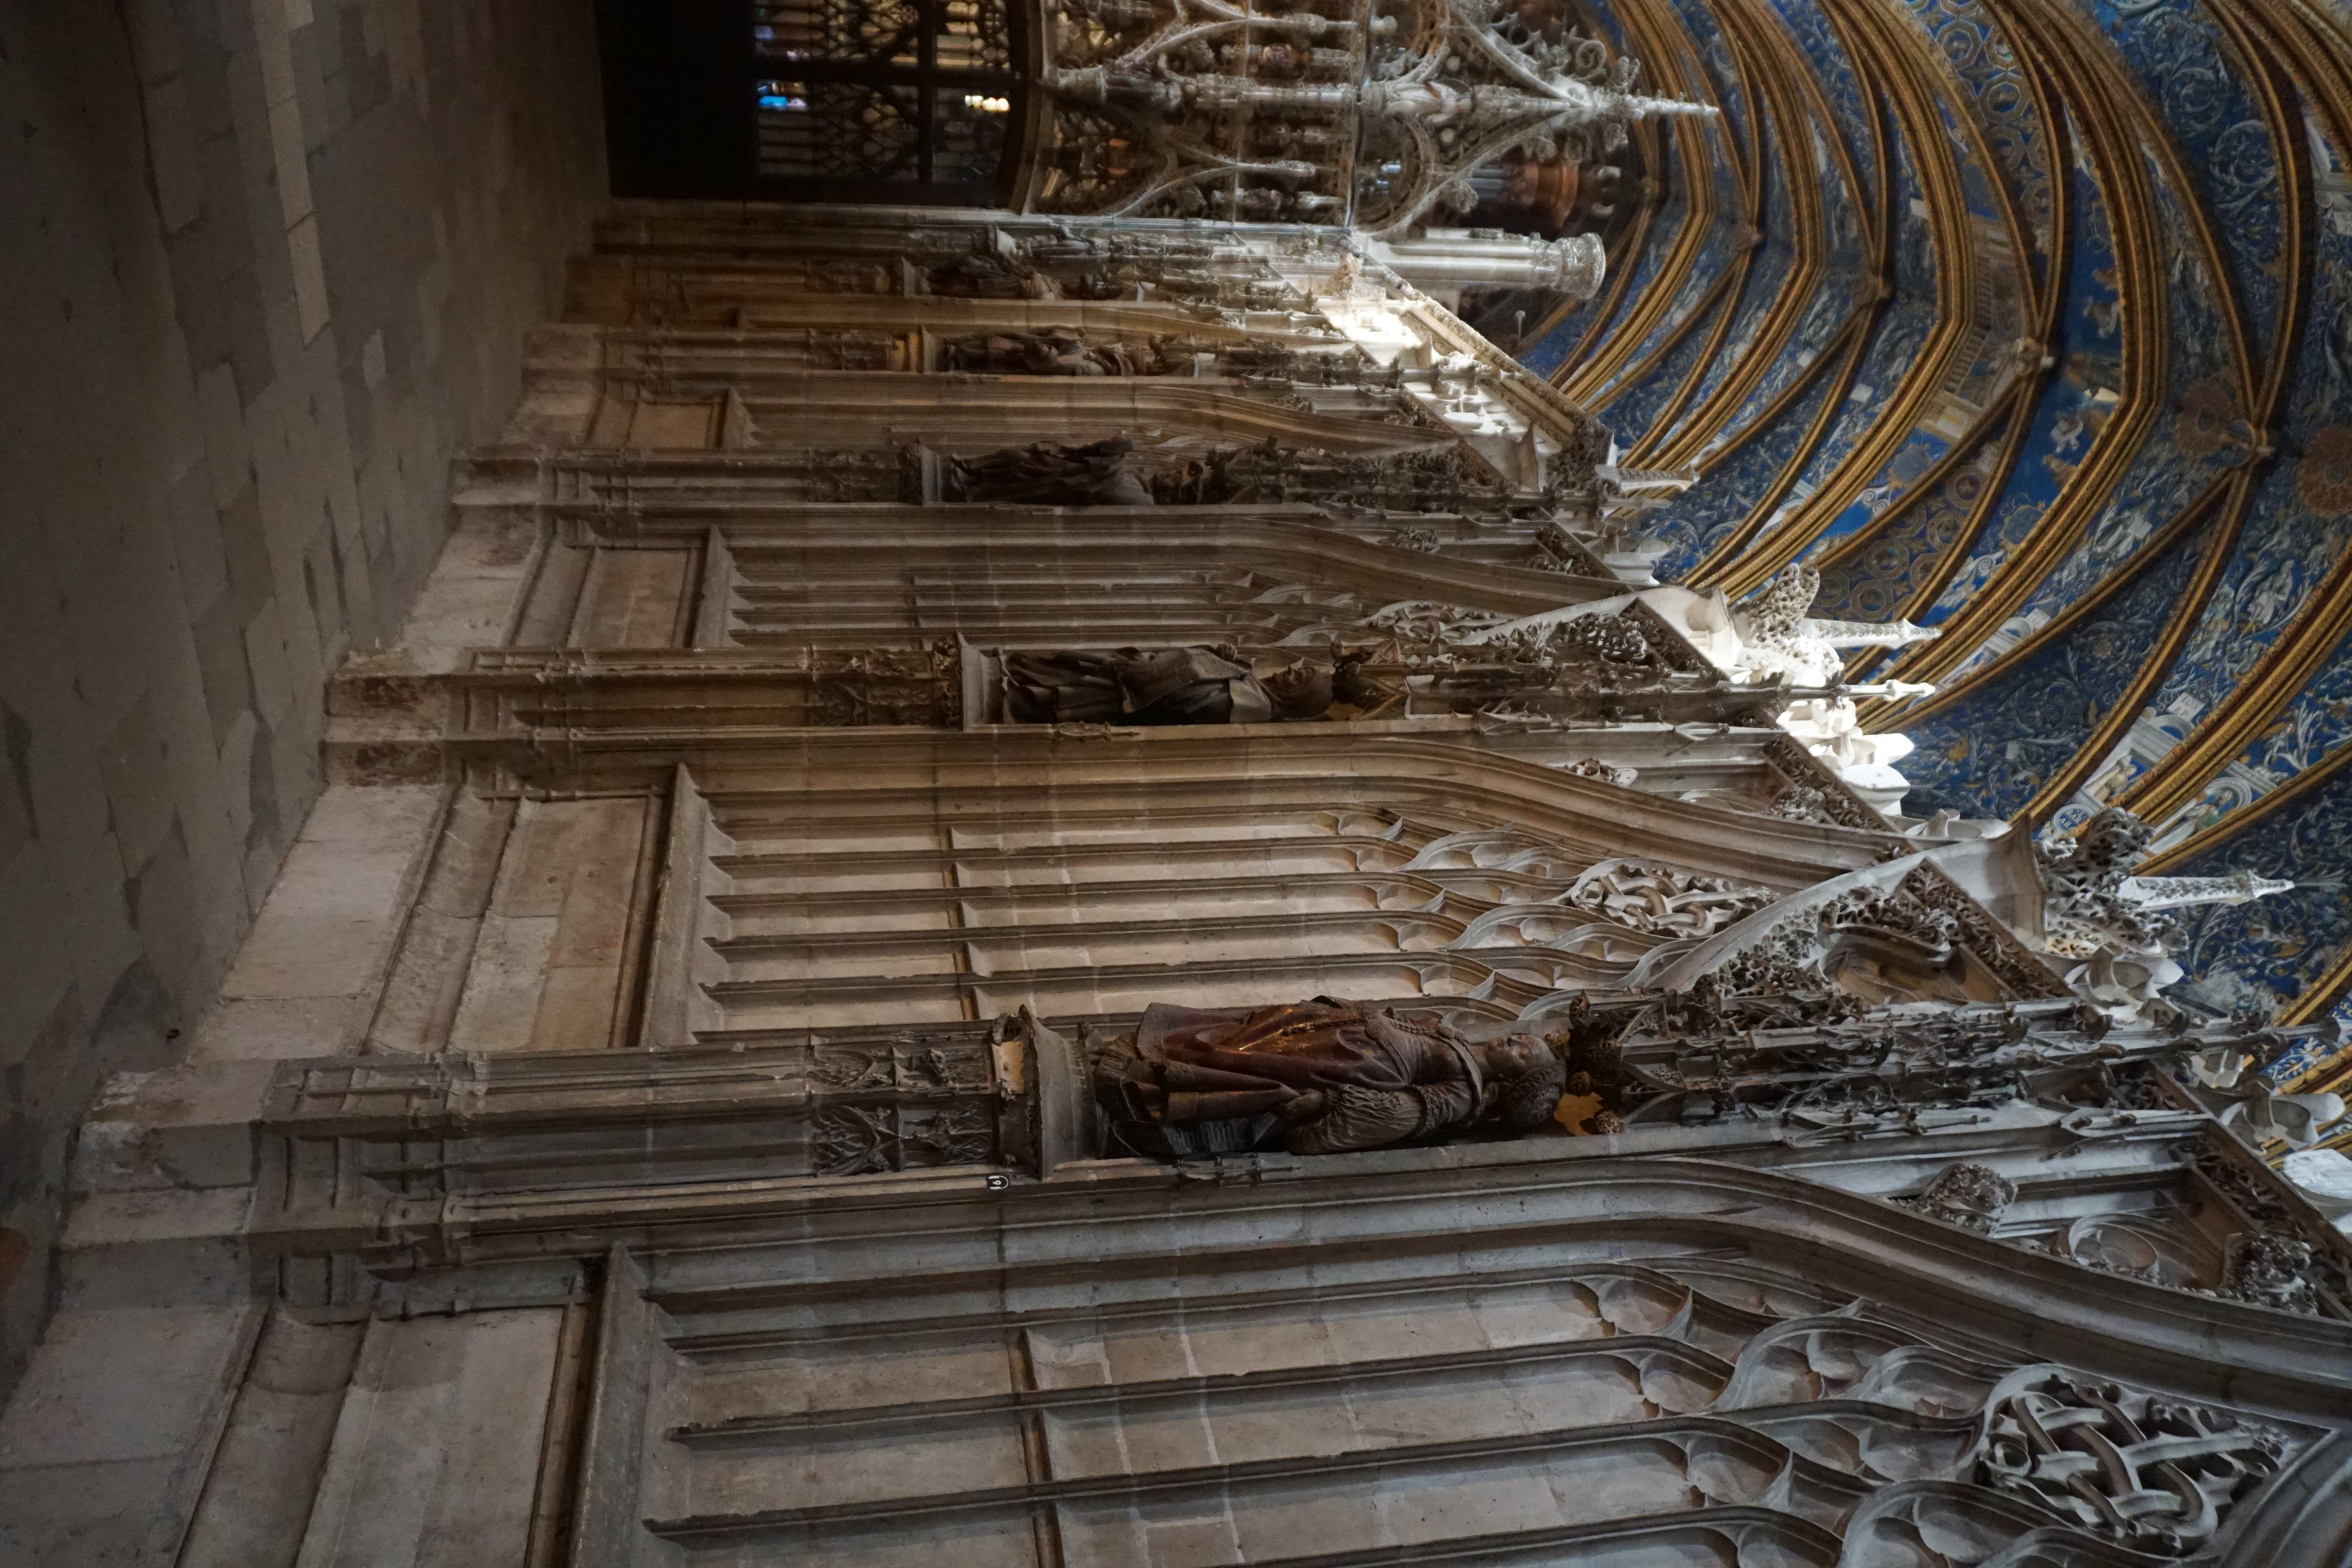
[
  {"x1": 1080, "y1": 979, "x2": 2352, "y2": 1319},
  {"x1": 942, "y1": 434, "x2": 1161, "y2": 505},
  {"x1": 1094, "y1": 998, "x2": 1565, "y2": 1156},
  {"x1": 937, "y1": 434, "x2": 1508, "y2": 509},
  {"x1": 985, "y1": 611, "x2": 1808, "y2": 728}
]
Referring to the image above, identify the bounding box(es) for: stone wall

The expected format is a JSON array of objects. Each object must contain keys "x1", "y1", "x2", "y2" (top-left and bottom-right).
[{"x1": 0, "y1": 0, "x2": 603, "y2": 1395}]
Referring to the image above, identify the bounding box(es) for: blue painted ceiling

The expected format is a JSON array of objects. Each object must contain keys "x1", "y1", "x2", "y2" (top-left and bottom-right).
[{"x1": 1552, "y1": 0, "x2": 2352, "y2": 1096}]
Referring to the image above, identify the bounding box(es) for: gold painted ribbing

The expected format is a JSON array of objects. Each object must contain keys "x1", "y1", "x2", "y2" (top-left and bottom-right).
[
  {"x1": 1806, "y1": 379, "x2": 2034, "y2": 618},
  {"x1": 1613, "y1": 0, "x2": 1769, "y2": 447},
  {"x1": 1878, "y1": 0, "x2": 2260, "y2": 696},
  {"x1": 1850, "y1": 28, "x2": 2076, "y2": 636},
  {"x1": 1681, "y1": 0, "x2": 1908, "y2": 587},
  {"x1": 2110, "y1": 0, "x2": 2338, "y2": 830},
  {"x1": 1633, "y1": 0, "x2": 1840, "y2": 466},
  {"x1": 1702, "y1": 0, "x2": 1989, "y2": 598},
  {"x1": 1885, "y1": 474, "x2": 2228, "y2": 731},
  {"x1": 1542, "y1": 121, "x2": 1670, "y2": 380},
  {"x1": 2019, "y1": 473, "x2": 2253, "y2": 825},
  {"x1": 1561, "y1": 0, "x2": 1733, "y2": 400},
  {"x1": 1862, "y1": 0, "x2": 2170, "y2": 691}
]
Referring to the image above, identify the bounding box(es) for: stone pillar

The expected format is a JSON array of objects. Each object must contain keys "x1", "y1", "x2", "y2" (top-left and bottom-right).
[{"x1": 1368, "y1": 230, "x2": 1606, "y2": 306}]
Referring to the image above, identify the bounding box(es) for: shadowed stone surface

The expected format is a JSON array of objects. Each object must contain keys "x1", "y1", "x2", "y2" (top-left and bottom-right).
[{"x1": 0, "y1": 0, "x2": 603, "y2": 1402}]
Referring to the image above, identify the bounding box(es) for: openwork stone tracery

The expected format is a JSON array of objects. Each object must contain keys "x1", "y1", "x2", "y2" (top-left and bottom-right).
[
  {"x1": 85, "y1": 202, "x2": 2352, "y2": 1567},
  {"x1": 1034, "y1": 0, "x2": 1705, "y2": 244}
]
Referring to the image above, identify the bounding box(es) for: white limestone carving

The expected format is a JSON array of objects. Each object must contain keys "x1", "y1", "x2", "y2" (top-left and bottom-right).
[
  {"x1": 2029, "y1": 807, "x2": 2300, "y2": 1022},
  {"x1": 1037, "y1": 0, "x2": 1710, "y2": 240},
  {"x1": 2283, "y1": 1148, "x2": 2352, "y2": 1233},
  {"x1": 34, "y1": 203, "x2": 2352, "y2": 1568},
  {"x1": 1715, "y1": 564, "x2": 1940, "y2": 687}
]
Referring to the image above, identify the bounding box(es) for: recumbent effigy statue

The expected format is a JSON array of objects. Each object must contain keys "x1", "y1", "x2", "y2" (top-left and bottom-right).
[
  {"x1": 1095, "y1": 998, "x2": 1571, "y2": 1156},
  {"x1": 1003, "y1": 646, "x2": 1364, "y2": 725}
]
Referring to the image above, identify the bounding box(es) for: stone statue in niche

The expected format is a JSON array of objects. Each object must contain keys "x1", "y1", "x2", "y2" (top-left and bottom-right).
[
  {"x1": 1003, "y1": 646, "x2": 1358, "y2": 725},
  {"x1": 944, "y1": 331, "x2": 1171, "y2": 376},
  {"x1": 943, "y1": 436, "x2": 1157, "y2": 506},
  {"x1": 924, "y1": 248, "x2": 1118, "y2": 301},
  {"x1": 1095, "y1": 999, "x2": 1568, "y2": 1157}
]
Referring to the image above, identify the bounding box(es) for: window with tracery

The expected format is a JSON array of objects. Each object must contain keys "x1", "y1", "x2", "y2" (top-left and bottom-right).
[{"x1": 751, "y1": 0, "x2": 1023, "y2": 200}]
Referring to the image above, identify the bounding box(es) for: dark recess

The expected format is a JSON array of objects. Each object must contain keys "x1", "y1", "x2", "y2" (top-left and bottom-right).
[{"x1": 597, "y1": 0, "x2": 757, "y2": 197}]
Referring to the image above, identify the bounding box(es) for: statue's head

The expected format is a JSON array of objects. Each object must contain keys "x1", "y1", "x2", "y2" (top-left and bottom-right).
[
  {"x1": 1262, "y1": 661, "x2": 1335, "y2": 720},
  {"x1": 1486, "y1": 1035, "x2": 1571, "y2": 1131}
]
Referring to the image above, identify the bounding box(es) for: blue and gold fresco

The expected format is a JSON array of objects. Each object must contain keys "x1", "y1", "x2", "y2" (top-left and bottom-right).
[
  {"x1": 1919, "y1": 126, "x2": 2123, "y2": 630},
  {"x1": 1736, "y1": 136, "x2": 1939, "y2": 558},
  {"x1": 1659, "y1": 116, "x2": 1797, "y2": 449},
  {"x1": 1644, "y1": 336, "x2": 1853, "y2": 579},
  {"x1": 2167, "y1": 616, "x2": 2352, "y2": 847},
  {"x1": 1499, "y1": 0, "x2": 2338, "y2": 1027},
  {"x1": 1599, "y1": 285, "x2": 1731, "y2": 434},
  {"x1": 2107, "y1": 106, "x2": 2352, "y2": 800},
  {"x1": 2086, "y1": 0, "x2": 2287, "y2": 365},
  {"x1": 1764, "y1": 0, "x2": 1880, "y2": 213},
  {"x1": 1682, "y1": 0, "x2": 1875, "y2": 452},
  {"x1": 1604, "y1": 287, "x2": 1736, "y2": 440},
  {"x1": 1588, "y1": 173, "x2": 1748, "y2": 412},
  {"x1": 1899, "y1": 506, "x2": 2223, "y2": 821},
  {"x1": 1792, "y1": 37, "x2": 2040, "y2": 566},
  {"x1": 2165, "y1": 766, "x2": 2352, "y2": 1031},
  {"x1": 1583, "y1": 5, "x2": 1750, "y2": 410},
  {"x1": 1945, "y1": 144, "x2": 2245, "y2": 687},
  {"x1": 1808, "y1": 403, "x2": 2018, "y2": 620},
  {"x1": 1900, "y1": 0, "x2": 2053, "y2": 282}
]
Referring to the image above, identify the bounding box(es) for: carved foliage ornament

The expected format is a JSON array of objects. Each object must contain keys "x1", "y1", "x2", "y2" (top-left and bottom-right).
[
  {"x1": 1034, "y1": 0, "x2": 1710, "y2": 233},
  {"x1": 1900, "y1": 1161, "x2": 2019, "y2": 1235}
]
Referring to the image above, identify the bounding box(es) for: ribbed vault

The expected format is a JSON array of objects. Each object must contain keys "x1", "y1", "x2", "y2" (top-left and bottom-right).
[{"x1": 1556, "y1": 0, "x2": 2352, "y2": 1106}]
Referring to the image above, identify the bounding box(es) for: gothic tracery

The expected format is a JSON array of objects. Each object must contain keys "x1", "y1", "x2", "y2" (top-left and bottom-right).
[{"x1": 16, "y1": 3, "x2": 2352, "y2": 1561}]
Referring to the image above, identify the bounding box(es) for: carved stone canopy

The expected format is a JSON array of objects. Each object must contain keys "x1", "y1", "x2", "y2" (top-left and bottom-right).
[{"x1": 1034, "y1": 0, "x2": 1710, "y2": 239}]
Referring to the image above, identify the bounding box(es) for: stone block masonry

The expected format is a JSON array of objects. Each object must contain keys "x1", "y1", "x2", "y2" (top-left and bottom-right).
[{"x1": 0, "y1": 0, "x2": 604, "y2": 1402}]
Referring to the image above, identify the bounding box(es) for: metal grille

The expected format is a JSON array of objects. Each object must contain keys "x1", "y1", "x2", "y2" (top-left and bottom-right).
[{"x1": 750, "y1": 0, "x2": 1018, "y2": 192}]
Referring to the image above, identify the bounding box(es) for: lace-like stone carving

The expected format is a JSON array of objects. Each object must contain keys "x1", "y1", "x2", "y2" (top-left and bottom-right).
[
  {"x1": 1900, "y1": 1162, "x2": 2017, "y2": 1234},
  {"x1": 1730, "y1": 564, "x2": 1940, "y2": 684},
  {"x1": 1758, "y1": 735, "x2": 1889, "y2": 831},
  {"x1": 1977, "y1": 1373, "x2": 2288, "y2": 1554},
  {"x1": 809, "y1": 640, "x2": 961, "y2": 727},
  {"x1": 1900, "y1": 861, "x2": 2072, "y2": 1000},
  {"x1": 1555, "y1": 858, "x2": 1775, "y2": 940},
  {"x1": 2222, "y1": 1231, "x2": 2326, "y2": 1315},
  {"x1": 1559, "y1": 757, "x2": 1638, "y2": 788},
  {"x1": 2037, "y1": 807, "x2": 2169, "y2": 958}
]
